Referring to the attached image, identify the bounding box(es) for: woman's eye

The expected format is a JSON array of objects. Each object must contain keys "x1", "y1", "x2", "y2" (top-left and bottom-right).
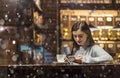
[
  {"x1": 74, "y1": 35, "x2": 77, "y2": 37},
  {"x1": 78, "y1": 35, "x2": 83, "y2": 38}
]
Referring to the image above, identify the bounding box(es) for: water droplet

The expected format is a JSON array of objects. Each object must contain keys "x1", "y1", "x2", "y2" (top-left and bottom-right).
[
  {"x1": 6, "y1": 5, "x2": 8, "y2": 7},
  {"x1": 9, "y1": 19, "x2": 12, "y2": 22}
]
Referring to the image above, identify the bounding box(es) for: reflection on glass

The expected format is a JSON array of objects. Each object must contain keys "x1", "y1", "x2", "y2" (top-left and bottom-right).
[
  {"x1": 33, "y1": 49, "x2": 43, "y2": 64},
  {"x1": 22, "y1": 50, "x2": 32, "y2": 64}
]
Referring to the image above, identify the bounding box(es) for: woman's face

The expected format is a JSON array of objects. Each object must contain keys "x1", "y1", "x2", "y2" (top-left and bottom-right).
[{"x1": 72, "y1": 29, "x2": 87, "y2": 46}]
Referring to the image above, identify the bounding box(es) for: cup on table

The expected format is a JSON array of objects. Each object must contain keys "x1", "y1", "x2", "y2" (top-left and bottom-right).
[{"x1": 56, "y1": 54, "x2": 66, "y2": 63}]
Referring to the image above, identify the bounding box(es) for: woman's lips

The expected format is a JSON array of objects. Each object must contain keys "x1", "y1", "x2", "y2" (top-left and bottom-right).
[
  {"x1": 77, "y1": 41, "x2": 81, "y2": 45},
  {"x1": 77, "y1": 41, "x2": 81, "y2": 43}
]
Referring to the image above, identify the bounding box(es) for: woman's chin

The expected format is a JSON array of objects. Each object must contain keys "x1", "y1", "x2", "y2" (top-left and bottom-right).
[{"x1": 77, "y1": 43, "x2": 82, "y2": 45}]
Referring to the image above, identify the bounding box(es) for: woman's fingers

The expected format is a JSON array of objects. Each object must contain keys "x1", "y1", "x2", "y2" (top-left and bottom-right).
[{"x1": 74, "y1": 56, "x2": 83, "y2": 63}]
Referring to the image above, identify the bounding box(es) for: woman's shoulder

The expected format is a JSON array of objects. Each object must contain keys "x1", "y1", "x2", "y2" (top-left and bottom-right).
[
  {"x1": 91, "y1": 44, "x2": 101, "y2": 50},
  {"x1": 88, "y1": 45, "x2": 104, "y2": 53},
  {"x1": 92, "y1": 44, "x2": 100, "y2": 47}
]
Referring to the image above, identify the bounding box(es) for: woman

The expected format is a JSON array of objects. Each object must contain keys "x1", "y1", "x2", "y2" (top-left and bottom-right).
[{"x1": 67, "y1": 21, "x2": 113, "y2": 64}]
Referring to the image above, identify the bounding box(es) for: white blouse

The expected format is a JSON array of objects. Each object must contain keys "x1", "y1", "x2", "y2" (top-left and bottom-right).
[{"x1": 73, "y1": 45, "x2": 113, "y2": 64}]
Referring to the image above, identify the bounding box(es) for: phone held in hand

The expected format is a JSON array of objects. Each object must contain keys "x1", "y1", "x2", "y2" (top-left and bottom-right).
[{"x1": 65, "y1": 56, "x2": 75, "y2": 64}]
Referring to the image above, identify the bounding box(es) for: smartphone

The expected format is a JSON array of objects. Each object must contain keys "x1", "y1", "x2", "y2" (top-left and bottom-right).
[{"x1": 65, "y1": 56, "x2": 75, "y2": 64}]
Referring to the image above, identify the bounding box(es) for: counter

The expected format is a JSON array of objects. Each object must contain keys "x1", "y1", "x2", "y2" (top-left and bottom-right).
[{"x1": 1, "y1": 64, "x2": 120, "y2": 78}]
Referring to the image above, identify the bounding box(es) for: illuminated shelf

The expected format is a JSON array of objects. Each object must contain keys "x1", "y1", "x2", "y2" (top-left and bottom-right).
[{"x1": 60, "y1": 3, "x2": 120, "y2": 10}]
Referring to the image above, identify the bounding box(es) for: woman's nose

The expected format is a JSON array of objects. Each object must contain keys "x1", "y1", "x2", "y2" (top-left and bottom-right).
[{"x1": 76, "y1": 36, "x2": 80, "y2": 41}]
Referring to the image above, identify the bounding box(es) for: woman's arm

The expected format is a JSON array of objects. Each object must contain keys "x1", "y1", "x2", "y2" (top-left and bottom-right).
[{"x1": 81, "y1": 45, "x2": 113, "y2": 63}]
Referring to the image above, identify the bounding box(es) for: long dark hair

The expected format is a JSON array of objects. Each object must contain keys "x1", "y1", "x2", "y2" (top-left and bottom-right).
[{"x1": 71, "y1": 21, "x2": 95, "y2": 54}]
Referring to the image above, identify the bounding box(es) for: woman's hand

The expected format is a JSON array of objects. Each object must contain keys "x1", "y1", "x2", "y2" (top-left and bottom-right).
[
  {"x1": 64, "y1": 56, "x2": 75, "y2": 63},
  {"x1": 68, "y1": 56, "x2": 75, "y2": 62},
  {"x1": 74, "y1": 56, "x2": 83, "y2": 64},
  {"x1": 65, "y1": 55, "x2": 83, "y2": 64}
]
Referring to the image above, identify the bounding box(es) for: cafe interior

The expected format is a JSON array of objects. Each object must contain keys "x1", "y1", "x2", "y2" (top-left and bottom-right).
[{"x1": 0, "y1": 0, "x2": 120, "y2": 78}]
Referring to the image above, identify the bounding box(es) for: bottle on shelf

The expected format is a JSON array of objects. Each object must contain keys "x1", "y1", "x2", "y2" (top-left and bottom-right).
[{"x1": 61, "y1": 44, "x2": 71, "y2": 56}]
